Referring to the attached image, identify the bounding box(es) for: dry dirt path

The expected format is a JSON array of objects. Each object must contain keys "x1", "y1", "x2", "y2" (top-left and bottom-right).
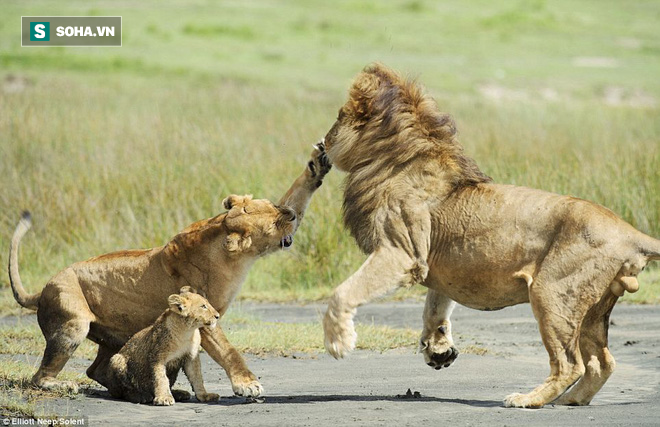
[{"x1": 3, "y1": 302, "x2": 659, "y2": 426}]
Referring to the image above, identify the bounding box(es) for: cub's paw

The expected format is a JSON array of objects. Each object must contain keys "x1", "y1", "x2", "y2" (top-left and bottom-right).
[
  {"x1": 231, "y1": 378, "x2": 263, "y2": 397},
  {"x1": 323, "y1": 308, "x2": 357, "y2": 359},
  {"x1": 171, "y1": 389, "x2": 191, "y2": 401},
  {"x1": 153, "y1": 394, "x2": 175, "y2": 406},
  {"x1": 196, "y1": 392, "x2": 220, "y2": 403}
]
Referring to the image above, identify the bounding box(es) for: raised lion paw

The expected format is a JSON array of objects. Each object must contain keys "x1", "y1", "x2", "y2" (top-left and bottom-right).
[
  {"x1": 323, "y1": 308, "x2": 357, "y2": 359},
  {"x1": 307, "y1": 139, "x2": 332, "y2": 187}
]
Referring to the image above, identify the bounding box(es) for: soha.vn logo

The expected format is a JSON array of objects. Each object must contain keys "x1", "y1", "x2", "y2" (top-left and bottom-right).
[{"x1": 29, "y1": 22, "x2": 50, "y2": 41}]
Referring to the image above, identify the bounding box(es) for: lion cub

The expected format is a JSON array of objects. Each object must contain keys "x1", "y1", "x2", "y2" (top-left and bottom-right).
[{"x1": 106, "y1": 287, "x2": 220, "y2": 405}]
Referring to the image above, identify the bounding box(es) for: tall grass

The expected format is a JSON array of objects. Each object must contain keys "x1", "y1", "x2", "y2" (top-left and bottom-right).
[{"x1": 1, "y1": 0, "x2": 659, "y2": 308}]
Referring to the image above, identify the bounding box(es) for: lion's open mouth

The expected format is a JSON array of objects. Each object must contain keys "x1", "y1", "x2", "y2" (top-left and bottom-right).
[{"x1": 280, "y1": 234, "x2": 293, "y2": 249}]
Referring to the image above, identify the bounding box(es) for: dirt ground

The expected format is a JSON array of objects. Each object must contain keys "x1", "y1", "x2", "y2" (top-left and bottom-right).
[{"x1": 3, "y1": 302, "x2": 660, "y2": 426}]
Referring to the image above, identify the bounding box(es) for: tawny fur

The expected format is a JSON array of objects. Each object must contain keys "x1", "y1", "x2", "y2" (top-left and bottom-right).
[
  {"x1": 106, "y1": 288, "x2": 220, "y2": 405},
  {"x1": 321, "y1": 63, "x2": 660, "y2": 408},
  {"x1": 8, "y1": 145, "x2": 331, "y2": 397}
]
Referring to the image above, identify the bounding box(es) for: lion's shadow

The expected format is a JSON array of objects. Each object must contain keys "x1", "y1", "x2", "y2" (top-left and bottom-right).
[
  {"x1": 217, "y1": 394, "x2": 501, "y2": 407},
  {"x1": 84, "y1": 388, "x2": 500, "y2": 408}
]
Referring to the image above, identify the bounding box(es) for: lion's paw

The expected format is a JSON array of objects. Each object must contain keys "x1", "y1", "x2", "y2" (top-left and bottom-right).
[
  {"x1": 307, "y1": 139, "x2": 332, "y2": 186},
  {"x1": 231, "y1": 378, "x2": 263, "y2": 397},
  {"x1": 153, "y1": 394, "x2": 175, "y2": 406},
  {"x1": 323, "y1": 308, "x2": 357, "y2": 359},
  {"x1": 553, "y1": 395, "x2": 588, "y2": 406},
  {"x1": 503, "y1": 392, "x2": 543, "y2": 409},
  {"x1": 196, "y1": 392, "x2": 220, "y2": 403},
  {"x1": 171, "y1": 389, "x2": 191, "y2": 401},
  {"x1": 36, "y1": 378, "x2": 79, "y2": 394}
]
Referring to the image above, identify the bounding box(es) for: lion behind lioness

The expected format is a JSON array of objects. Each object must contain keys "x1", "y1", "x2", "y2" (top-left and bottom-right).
[{"x1": 321, "y1": 63, "x2": 660, "y2": 408}]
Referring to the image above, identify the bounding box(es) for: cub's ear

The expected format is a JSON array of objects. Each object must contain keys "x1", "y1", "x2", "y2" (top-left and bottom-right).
[
  {"x1": 223, "y1": 194, "x2": 253, "y2": 210},
  {"x1": 179, "y1": 286, "x2": 194, "y2": 294},
  {"x1": 223, "y1": 232, "x2": 252, "y2": 252},
  {"x1": 168, "y1": 294, "x2": 189, "y2": 315},
  {"x1": 179, "y1": 286, "x2": 207, "y2": 298}
]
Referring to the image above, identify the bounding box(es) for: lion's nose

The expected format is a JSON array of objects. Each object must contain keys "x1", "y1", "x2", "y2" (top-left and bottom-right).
[{"x1": 215, "y1": 314, "x2": 220, "y2": 319}]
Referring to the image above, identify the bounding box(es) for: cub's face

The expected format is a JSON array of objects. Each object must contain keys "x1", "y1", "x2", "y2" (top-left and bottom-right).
[
  {"x1": 168, "y1": 291, "x2": 220, "y2": 328},
  {"x1": 222, "y1": 194, "x2": 297, "y2": 256}
]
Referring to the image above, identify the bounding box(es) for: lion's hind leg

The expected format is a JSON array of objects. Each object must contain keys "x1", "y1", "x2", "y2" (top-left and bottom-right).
[
  {"x1": 554, "y1": 291, "x2": 618, "y2": 406},
  {"x1": 32, "y1": 275, "x2": 93, "y2": 393},
  {"x1": 504, "y1": 259, "x2": 618, "y2": 408},
  {"x1": 32, "y1": 318, "x2": 90, "y2": 393}
]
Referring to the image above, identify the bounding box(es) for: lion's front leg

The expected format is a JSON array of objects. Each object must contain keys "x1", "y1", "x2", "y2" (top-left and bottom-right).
[
  {"x1": 278, "y1": 140, "x2": 331, "y2": 229},
  {"x1": 324, "y1": 246, "x2": 427, "y2": 359},
  {"x1": 420, "y1": 289, "x2": 459, "y2": 369},
  {"x1": 200, "y1": 326, "x2": 263, "y2": 397}
]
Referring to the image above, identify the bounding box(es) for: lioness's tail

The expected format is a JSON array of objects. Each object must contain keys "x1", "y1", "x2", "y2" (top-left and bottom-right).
[{"x1": 8, "y1": 211, "x2": 40, "y2": 310}]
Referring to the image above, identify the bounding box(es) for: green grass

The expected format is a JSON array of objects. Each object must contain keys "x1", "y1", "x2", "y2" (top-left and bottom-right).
[
  {"x1": 0, "y1": 322, "x2": 98, "y2": 360},
  {"x1": 0, "y1": 0, "x2": 659, "y2": 307},
  {"x1": 0, "y1": 359, "x2": 92, "y2": 418},
  {"x1": 0, "y1": 310, "x2": 424, "y2": 359}
]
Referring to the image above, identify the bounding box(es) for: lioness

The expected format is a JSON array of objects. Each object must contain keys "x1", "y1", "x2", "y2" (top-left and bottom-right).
[
  {"x1": 321, "y1": 63, "x2": 660, "y2": 408},
  {"x1": 106, "y1": 287, "x2": 220, "y2": 405},
  {"x1": 9, "y1": 144, "x2": 330, "y2": 397}
]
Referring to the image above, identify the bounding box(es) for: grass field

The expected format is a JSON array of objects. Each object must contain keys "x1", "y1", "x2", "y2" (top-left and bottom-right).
[{"x1": 1, "y1": 0, "x2": 660, "y2": 311}]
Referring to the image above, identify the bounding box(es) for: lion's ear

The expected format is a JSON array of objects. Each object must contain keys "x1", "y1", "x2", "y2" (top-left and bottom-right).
[
  {"x1": 223, "y1": 232, "x2": 252, "y2": 252},
  {"x1": 349, "y1": 72, "x2": 381, "y2": 121},
  {"x1": 161, "y1": 239, "x2": 181, "y2": 277},
  {"x1": 362, "y1": 62, "x2": 399, "y2": 84},
  {"x1": 168, "y1": 294, "x2": 189, "y2": 315},
  {"x1": 223, "y1": 194, "x2": 253, "y2": 210}
]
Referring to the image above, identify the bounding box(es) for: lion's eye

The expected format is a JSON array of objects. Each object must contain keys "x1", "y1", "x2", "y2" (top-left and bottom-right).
[{"x1": 201, "y1": 304, "x2": 208, "y2": 310}]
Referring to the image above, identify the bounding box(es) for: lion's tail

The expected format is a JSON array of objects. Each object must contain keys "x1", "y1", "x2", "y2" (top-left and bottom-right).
[{"x1": 8, "y1": 211, "x2": 41, "y2": 310}]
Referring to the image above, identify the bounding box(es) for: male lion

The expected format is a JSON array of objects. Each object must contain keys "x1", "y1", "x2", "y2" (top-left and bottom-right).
[
  {"x1": 9, "y1": 145, "x2": 330, "y2": 397},
  {"x1": 106, "y1": 287, "x2": 220, "y2": 406},
  {"x1": 321, "y1": 63, "x2": 660, "y2": 408}
]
